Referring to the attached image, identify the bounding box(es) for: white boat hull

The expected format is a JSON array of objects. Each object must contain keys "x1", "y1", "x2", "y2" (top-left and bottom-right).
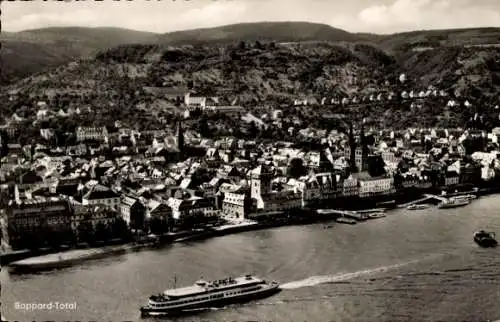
[{"x1": 140, "y1": 281, "x2": 280, "y2": 316}]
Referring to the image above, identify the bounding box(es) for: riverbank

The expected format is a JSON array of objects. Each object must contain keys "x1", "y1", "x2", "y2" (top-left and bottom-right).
[
  {"x1": 4, "y1": 194, "x2": 500, "y2": 322},
  {"x1": 6, "y1": 220, "x2": 262, "y2": 272},
  {"x1": 4, "y1": 183, "x2": 493, "y2": 270}
]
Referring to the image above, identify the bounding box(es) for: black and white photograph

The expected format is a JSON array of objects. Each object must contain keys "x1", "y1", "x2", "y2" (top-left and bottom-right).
[{"x1": 1, "y1": 0, "x2": 500, "y2": 321}]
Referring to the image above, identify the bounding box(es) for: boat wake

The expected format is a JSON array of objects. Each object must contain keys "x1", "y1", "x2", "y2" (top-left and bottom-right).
[
  {"x1": 183, "y1": 307, "x2": 223, "y2": 312},
  {"x1": 280, "y1": 257, "x2": 439, "y2": 290}
]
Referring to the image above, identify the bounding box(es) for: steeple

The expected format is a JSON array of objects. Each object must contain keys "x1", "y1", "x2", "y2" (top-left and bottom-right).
[
  {"x1": 177, "y1": 118, "x2": 184, "y2": 156},
  {"x1": 348, "y1": 122, "x2": 357, "y2": 172},
  {"x1": 360, "y1": 118, "x2": 369, "y2": 172}
]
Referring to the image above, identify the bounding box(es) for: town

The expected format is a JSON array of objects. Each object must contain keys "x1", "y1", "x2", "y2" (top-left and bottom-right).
[{"x1": 1, "y1": 76, "x2": 500, "y2": 254}]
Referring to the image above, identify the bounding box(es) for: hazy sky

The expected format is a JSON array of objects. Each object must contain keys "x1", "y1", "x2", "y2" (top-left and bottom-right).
[{"x1": 2, "y1": 0, "x2": 500, "y2": 34}]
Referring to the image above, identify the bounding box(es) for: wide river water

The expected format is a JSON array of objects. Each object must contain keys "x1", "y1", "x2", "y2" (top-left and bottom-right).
[{"x1": 2, "y1": 195, "x2": 500, "y2": 322}]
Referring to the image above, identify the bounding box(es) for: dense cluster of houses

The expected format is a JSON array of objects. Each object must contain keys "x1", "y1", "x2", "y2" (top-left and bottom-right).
[
  {"x1": 0, "y1": 115, "x2": 500, "y2": 252},
  {"x1": 2, "y1": 88, "x2": 500, "y2": 251}
]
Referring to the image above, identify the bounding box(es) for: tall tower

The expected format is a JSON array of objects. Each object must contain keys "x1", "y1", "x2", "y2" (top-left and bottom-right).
[
  {"x1": 360, "y1": 119, "x2": 369, "y2": 172},
  {"x1": 250, "y1": 165, "x2": 272, "y2": 209},
  {"x1": 176, "y1": 119, "x2": 184, "y2": 157},
  {"x1": 348, "y1": 123, "x2": 357, "y2": 172}
]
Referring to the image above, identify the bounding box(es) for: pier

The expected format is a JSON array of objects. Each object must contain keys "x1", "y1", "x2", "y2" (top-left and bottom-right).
[
  {"x1": 316, "y1": 209, "x2": 369, "y2": 221},
  {"x1": 398, "y1": 194, "x2": 449, "y2": 208}
]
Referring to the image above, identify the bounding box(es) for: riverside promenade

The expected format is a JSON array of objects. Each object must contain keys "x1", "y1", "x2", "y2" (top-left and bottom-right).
[
  {"x1": 7, "y1": 219, "x2": 260, "y2": 272},
  {"x1": 4, "y1": 185, "x2": 489, "y2": 271}
]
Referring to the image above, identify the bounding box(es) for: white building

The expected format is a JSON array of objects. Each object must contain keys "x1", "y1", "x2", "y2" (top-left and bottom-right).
[
  {"x1": 80, "y1": 184, "x2": 120, "y2": 211},
  {"x1": 342, "y1": 175, "x2": 358, "y2": 197},
  {"x1": 76, "y1": 127, "x2": 108, "y2": 142},
  {"x1": 222, "y1": 192, "x2": 247, "y2": 219},
  {"x1": 357, "y1": 174, "x2": 395, "y2": 198}
]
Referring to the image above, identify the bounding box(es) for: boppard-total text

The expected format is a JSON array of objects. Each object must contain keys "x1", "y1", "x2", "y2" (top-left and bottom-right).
[{"x1": 14, "y1": 301, "x2": 77, "y2": 311}]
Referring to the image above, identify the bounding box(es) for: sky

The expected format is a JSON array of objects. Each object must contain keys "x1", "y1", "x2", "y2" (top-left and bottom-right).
[{"x1": 2, "y1": 0, "x2": 500, "y2": 34}]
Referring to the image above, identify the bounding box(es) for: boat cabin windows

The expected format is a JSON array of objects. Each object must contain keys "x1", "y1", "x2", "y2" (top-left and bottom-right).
[{"x1": 149, "y1": 284, "x2": 264, "y2": 308}]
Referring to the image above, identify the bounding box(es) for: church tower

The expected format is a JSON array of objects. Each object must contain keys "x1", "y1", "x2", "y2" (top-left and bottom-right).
[
  {"x1": 348, "y1": 123, "x2": 357, "y2": 173},
  {"x1": 176, "y1": 118, "x2": 184, "y2": 157},
  {"x1": 360, "y1": 119, "x2": 369, "y2": 172}
]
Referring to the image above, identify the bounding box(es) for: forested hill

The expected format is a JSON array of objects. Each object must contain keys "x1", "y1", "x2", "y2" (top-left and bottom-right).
[{"x1": 2, "y1": 22, "x2": 500, "y2": 85}]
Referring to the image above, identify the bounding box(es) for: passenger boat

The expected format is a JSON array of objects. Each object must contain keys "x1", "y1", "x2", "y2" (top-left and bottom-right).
[
  {"x1": 473, "y1": 230, "x2": 497, "y2": 248},
  {"x1": 437, "y1": 198, "x2": 470, "y2": 209},
  {"x1": 407, "y1": 204, "x2": 431, "y2": 210},
  {"x1": 140, "y1": 274, "x2": 280, "y2": 316}
]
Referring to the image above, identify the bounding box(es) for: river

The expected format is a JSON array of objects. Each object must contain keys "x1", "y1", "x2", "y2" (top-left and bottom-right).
[{"x1": 2, "y1": 195, "x2": 500, "y2": 322}]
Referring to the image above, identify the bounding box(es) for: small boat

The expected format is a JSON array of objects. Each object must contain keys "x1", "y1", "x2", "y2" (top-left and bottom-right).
[
  {"x1": 356, "y1": 208, "x2": 386, "y2": 214},
  {"x1": 407, "y1": 204, "x2": 431, "y2": 210},
  {"x1": 473, "y1": 230, "x2": 497, "y2": 248},
  {"x1": 438, "y1": 198, "x2": 470, "y2": 209},
  {"x1": 451, "y1": 195, "x2": 477, "y2": 201},
  {"x1": 343, "y1": 211, "x2": 369, "y2": 221},
  {"x1": 335, "y1": 217, "x2": 357, "y2": 225},
  {"x1": 368, "y1": 212, "x2": 386, "y2": 219},
  {"x1": 377, "y1": 200, "x2": 396, "y2": 207},
  {"x1": 140, "y1": 274, "x2": 280, "y2": 317}
]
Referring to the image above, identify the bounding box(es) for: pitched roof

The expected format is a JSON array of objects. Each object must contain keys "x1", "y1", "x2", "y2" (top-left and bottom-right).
[
  {"x1": 122, "y1": 196, "x2": 140, "y2": 207},
  {"x1": 250, "y1": 164, "x2": 272, "y2": 176},
  {"x1": 83, "y1": 184, "x2": 119, "y2": 200}
]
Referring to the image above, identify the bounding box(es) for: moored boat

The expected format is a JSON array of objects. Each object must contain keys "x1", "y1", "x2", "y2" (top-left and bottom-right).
[
  {"x1": 437, "y1": 198, "x2": 470, "y2": 209},
  {"x1": 473, "y1": 230, "x2": 497, "y2": 248},
  {"x1": 368, "y1": 212, "x2": 386, "y2": 219},
  {"x1": 140, "y1": 274, "x2": 280, "y2": 317},
  {"x1": 356, "y1": 208, "x2": 386, "y2": 214},
  {"x1": 343, "y1": 211, "x2": 369, "y2": 221},
  {"x1": 450, "y1": 195, "x2": 477, "y2": 202},
  {"x1": 335, "y1": 217, "x2": 357, "y2": 225},
  {"x1": 407, "y1": 204, "x2": 431, "y2": 210}
]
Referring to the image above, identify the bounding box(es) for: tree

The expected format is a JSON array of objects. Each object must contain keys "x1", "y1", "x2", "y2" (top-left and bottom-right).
[
  {"x1": 148, "y1": 216, "x2": 169, "y2": 235},
  {"x1": 255, "y1": 41, "x2": 264, "y2": 50},
  {"x1": 94, "y1": 222, "x2": 110, "y2": 242},
  {"x1": 24, "y1": 230, "x2": 42, "y2": 251},
  {"x1": 77, "y1": 221, "x2": 94, "y2": 245},
  {"x1": 287, "y1": 158, "x2": 307, "y2": 178},
  {"x1": 198, "y1": 117, "x2": 211, "y2": 138},
  {"x1": 367, "y1": 155, "x2": 387, "y2": 177},
  {"x1": 111, "y1": 217, "x2": 131, "y2": 241},
  {"x1": 0, "y1": 131, "x2": 8, "y2": 158},
  {"x1": 45, "y1": 226, "x2": 63, "y2": 249}
]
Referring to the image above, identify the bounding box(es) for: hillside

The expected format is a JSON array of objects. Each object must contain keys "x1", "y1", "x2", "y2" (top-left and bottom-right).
[
  {"x1": 3, "y1": 42, "x2": 396, "y2": 100},
  {"x1": 157, "y1": 22, "x2": 359, "y2": 45},
  {"x1": 3, "y1": 22, "x2": 500, "y2": 85},
  {"x1": 0, "y1": 41, "x2": 77, "y2": 85},
  {"x1": 0, "y1": 27, "x2": 159, "y2": 84},
  {"x1": 2, "y1": 40, "x2": 500, "y2": 136},
  {"x1": 376, "y1": 27, "x2": 500, "y2": 52}
]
